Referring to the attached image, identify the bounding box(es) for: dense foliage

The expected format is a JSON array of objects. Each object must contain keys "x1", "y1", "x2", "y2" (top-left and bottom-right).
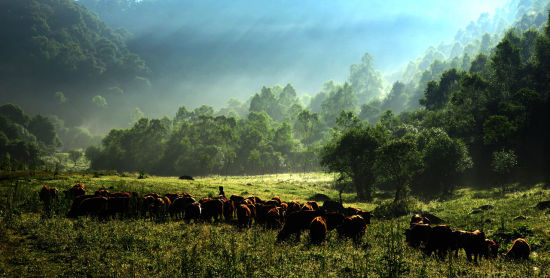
[
  {"x1": 0, "y1": 0, "x2": 149, "y2": 128},
  {"x1": 0, "y1": 104, "x2": 60, "y2": 170},
  {"x1": 321, "y1": 12, "x2": 550, "y2": 200}
]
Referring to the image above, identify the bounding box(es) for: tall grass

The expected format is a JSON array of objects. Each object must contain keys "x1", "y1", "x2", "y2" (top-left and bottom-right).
[{"x1": 0, "y1": 172, "x2": 549, "y2": 277}]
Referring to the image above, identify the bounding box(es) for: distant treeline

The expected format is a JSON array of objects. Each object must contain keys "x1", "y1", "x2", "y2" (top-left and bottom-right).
[{"x1": 322, "y1": 13, "x2": 550, "y2": 200}]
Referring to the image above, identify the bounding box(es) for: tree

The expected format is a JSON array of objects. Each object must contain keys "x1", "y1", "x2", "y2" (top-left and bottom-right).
[
  {"x1": 491, "y1": 149, "x2": 517, "y2": 192},
  {"x1": 373, "y1": 137, "x2": 422, "y2": 202},
  {"x1": 320, "y1": 125, "x2": 388, "y2": 200},
  {"x1": 28, "y1": 115, "x2": 59, "y2": 147},
  {"x1": 320, "y1": 83, "x2": 357, "y2": 127},
  {"x1": 420, "y1": 129, "x2": 473, "y2": 195},
  {"x1": 68, "y1": 149, "x2": 82, "y2": 166},
  {"x1": 348, "y1": 52, "x2": 384, "y2": 103}
]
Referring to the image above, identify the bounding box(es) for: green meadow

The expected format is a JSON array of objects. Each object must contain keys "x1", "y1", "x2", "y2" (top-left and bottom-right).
[{"x1": 1, "y1": 172, "x2": 549, "y2": 277}]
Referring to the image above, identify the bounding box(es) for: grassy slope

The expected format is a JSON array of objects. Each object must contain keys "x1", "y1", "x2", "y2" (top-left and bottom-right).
[{"x1": 0, "y1": 172, "x2": 549, "y2": 277}]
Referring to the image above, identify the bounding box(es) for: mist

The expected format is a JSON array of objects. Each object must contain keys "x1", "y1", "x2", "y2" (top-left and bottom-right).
[{"x1": 90, "y1": 0, "x2": 506, "y2": 113}]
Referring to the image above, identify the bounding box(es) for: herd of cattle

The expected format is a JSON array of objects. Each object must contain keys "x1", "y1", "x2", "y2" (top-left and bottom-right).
[
  {"x1": 405, "y1": 214, "x2": 531, "y2": 262},
  {"x1": 39, "y1": 184, "x2": 531, "y2": 261}
]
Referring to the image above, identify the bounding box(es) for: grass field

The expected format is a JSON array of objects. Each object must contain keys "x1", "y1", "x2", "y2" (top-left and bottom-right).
[{"x1": 1, "y1": 171, "x2": 549, "y2": 277}]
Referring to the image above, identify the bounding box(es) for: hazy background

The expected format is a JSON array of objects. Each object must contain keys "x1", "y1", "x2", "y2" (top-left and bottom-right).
[{"x1": 97, "y1": 0, "x2": 506, "y2": 109}]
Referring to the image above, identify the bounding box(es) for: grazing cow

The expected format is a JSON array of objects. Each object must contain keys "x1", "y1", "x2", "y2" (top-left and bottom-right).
[
  {"x1": 246, "y1": 204, "x2": 256, "y2": 220},
  {"x1": 424, "y1": 225, "x2": 454, "y2": 260},
  {"x1": 95, "y1": 189, "x2": 110, "y2": 197},
  {"x1": 338, "y1": 215, "x2": 367, "y2": 242},
  {"x1": 277, "y1": 210, "x2": 323, "y2": 242},
  {"x1": 410, "y1": 214, "x2": 430, "y2": 226},
  {"x1": 171, "y1": 196, "x2": 196, "y2": 219},
  {"x1": 301, "y1": 203, "x2": 314, "y2": 211},
  {"x1": 321, "y1": 200, "x2": 344, "y2": 214},
  {"x1": 200, "y1": 199, "x2": 224, "y2": 222},
  {"x1": 459, "y1": 230, "x2": 487, "y2": 263},
  {"x1": 246, "y1": 196, "x2": 263, "y2": 204},
  {"x1": 306, "y1": 201, "x2": 320, "y2": 211},
  {"x1": 179, "y1": 175, "x2": 194, "y2": 180},
  {"x1": 405, "y1": 223, "x2": 432, "y2": 248},
  {"x1": 230, "y1": 195, "x2": 245, "y2": 205},
  {"x1": 109, "y1": 192, "x2": 131, "y2": 198},
  {"x1": 142, "y1": 195, "x2": 156, "y2": 218},
  {"x1": 484, "y1": 239, "x2": 500, "y2": 259},
  {"x1": 309, "y1": 216, "x2": 327, "y2": 244},
  {"x1": 75, "y1": 197, "x2": 109, "y2": 219},
  {"x1": 280, "y1": 202, "x2": 288, "y2": 211},
  {"x1": 237, "y1": 204, "x2": 252, "y2": 228},
  {"x1": 64, "y1": 183, "x2": 86, "y2": 200},
  {"x1": 265, "y1": 207, "x2": 283, "y2": 229},
  {"x1": 324, "y1": 212, "x2": 345, "y2": 231},
  {"x1": 450, "y1": 230, "x2": 468, "y2": 257},
  {"x1": 505, "y1": 238, "x2": 530, "y2": 260},
  {"x1": 67, "y1": 195, "x2": 95, "y2": 218},
  {"x1": 107, "y1": 196, "x2": 130, "y2": 219},
  {"x1": 223, "y1": 199, "x2": 235, "y2": 221},
  {"x1": 422, "y1": 213, "x2": 443, "y2": 224},
  {"x1": 164, "y1": 193, "x2": 181, "y2": 203},
  {"x1": 255, "y1": 203, "x2": 277, "y2": 224},
  {"x1": 184, "y1": 202, "x2": 201, "y2": 223},
  {"x1": 152, "y1": 197, "x2": 167, "y2": 218},
  {"x1": 286, "y1": 201, "x2": 302, "y2": 215},
  {"x1": 271, "y1": 196, "x2": 282, "y2": 206},
  {"x1": 39, "y1": 186, "x2": 58, "y2": 208}
]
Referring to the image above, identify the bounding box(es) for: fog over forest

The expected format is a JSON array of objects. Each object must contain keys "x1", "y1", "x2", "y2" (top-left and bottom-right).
[
  {"x1": 2, "y1": 0, "x2": 550, "y2": 183},
  {"x1": 84, "y1": 0, "x2": 506, "y2": 109}
]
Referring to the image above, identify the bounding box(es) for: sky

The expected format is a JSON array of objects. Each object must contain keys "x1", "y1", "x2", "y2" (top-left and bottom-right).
[{"x1": 121, "y1": 0, "x2": 508, "y2": 110}]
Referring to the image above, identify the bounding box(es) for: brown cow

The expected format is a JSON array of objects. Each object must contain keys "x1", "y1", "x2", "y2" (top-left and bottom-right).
[
  {"x1": 324, "y1": 212, "x2": 345, "y2": 231},
  {"x1": 230, "y1": 195, "x2": 245, "y2": 205},
  {"x1": 200, "y1": 199, "x2": 224, "y2": 222},
  {"x1": 255, "y1": 203, "x2": 277, "y2": 224},
  {"x1": 306, "y1": 201, "x2": 320, "y2": 211},
  {"x1": 321, "y1": 200, "x2": 344, "y2": 214},
  {"x1": 246, "y1": 196, "x2": 263, "y2": 204},
  {"x1": 64, "y1": 183, "x2": 86, "y2": 200},
  {"x1": 171, "y1": 196, "x2": 196, "y2": 220},
  {"x1": 223, "y1": 199, "x2": 235, "y2": 221},
  {"x1": 39, "y1": 186, "x2": 58, "y2": 209},
  {"x1": 338, "y1": 215, "x2": 367, "y2": 242},
  {"x1": 286, "y1": 201, "x2": 302, "y2": 215},
  {"x1": 423, "y1": 225, "x2": 454, "y2": 260},
  {"x1": 301, "y1": 203, "x2": 314, "y2": 211},
  {"x1": 459, "y1": 230, "x2": 487, "y2": 262},
  {"x1": 237, "y1": 204, "x2": 252, "y2": 228},
  {"x1": 309, "y1": 216, "x2": 327, "y2": 244},
  {"x1": 405, "y1": 223, "x2": 432, "y2": 248},
  {"x1": 67, "y1": 194, "x2": 95, "y2": 218},
  {"x1": 484, "y1": 239, "x2": 500, "y2": 259},
  {"x1": 505, "y1": 238, "x2": 530, "y2": 260},
  {"x1": 95, "y1": 189, "x2": 110, "y2": 197},
  {"x1": 75, "y1": 196, "x2": 109, "y2": 219},
  {"x1": 410, "y1": 214, "x2": 430, "y2": 226},
  {"x1": 277, "y1": 210, "x2": 323, "y2": 242},
  {"x1": 107, "y1": 196, "x2": 130, "y2": 219},
  {"x1": 265, "y1": 207, "x2": 283, "y2": 229},
  {"x1": 184, "y1": 202, "x2": 201, "y2": 223},
  {"x1": 271, "y1": 196, "x2": 282, "y2": 206}
]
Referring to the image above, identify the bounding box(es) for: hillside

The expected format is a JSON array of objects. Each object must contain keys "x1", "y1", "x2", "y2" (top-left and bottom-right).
[
  {"x1": 0, "y1": 173, "x2": 549, "y2": 276},
  {"x1": 0, "y1": 0, "x2": 149, "y2": 129}
]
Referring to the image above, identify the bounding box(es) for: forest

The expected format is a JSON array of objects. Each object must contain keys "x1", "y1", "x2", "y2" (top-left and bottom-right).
[{"x1": 1, "y1": 0, "x2": 550, "y2": 202}]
